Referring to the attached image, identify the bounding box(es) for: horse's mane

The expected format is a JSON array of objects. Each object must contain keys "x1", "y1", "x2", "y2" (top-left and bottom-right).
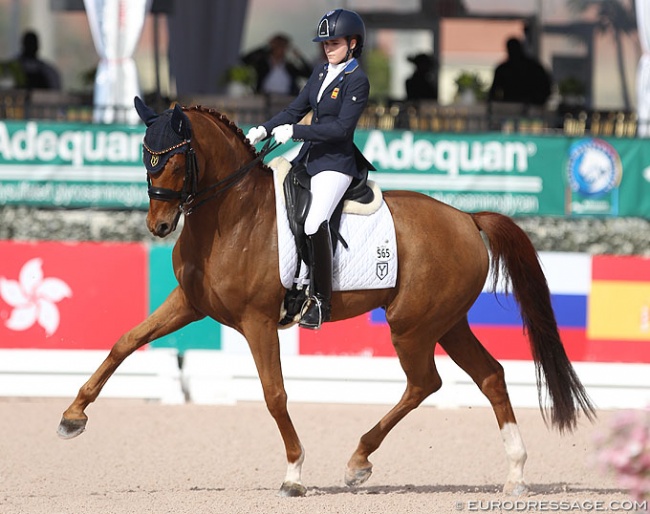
[{"x1": 183, "y1": 104, "x2": 272, "y2": 172}]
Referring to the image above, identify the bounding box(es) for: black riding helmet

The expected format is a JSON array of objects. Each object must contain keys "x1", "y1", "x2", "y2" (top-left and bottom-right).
[{"x1": 312, "y1": 9, "x2": 365, "y2": 59}]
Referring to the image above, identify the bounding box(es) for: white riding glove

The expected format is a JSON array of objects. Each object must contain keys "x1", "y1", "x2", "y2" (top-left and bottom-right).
[
  {"x1": 245, "y1": 125, "x2": 267, "y2": 145},
  {"x1": 272, "y1": 124, "x2": 294, "y2": 144}
]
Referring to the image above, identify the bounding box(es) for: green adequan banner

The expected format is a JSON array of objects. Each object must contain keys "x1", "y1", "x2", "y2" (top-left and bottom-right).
[
  {"x1": 360, "y1": 131, "x2": 567, "y2": 216},
  {"x1": 0, "y1": 120, "x2": 147, "y2": 209},
  {"x1": 259, "y1": 129, "x2": 650, "y2": 217},
  {"x1": 2, "y1": 120, "x2": 650, "y2": 216}
]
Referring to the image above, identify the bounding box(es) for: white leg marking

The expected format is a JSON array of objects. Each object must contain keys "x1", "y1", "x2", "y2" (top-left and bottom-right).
[
  {"x1": 501, "y1": 422, "x2": 527, "y2": 486},
  {"x1": 284, "y1": 444, "x2": 305, "y2": 485}
]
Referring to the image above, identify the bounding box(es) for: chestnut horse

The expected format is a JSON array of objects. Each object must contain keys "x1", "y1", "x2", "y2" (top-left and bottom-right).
[{"x1": 58, "y1": 99, "x2": 595, "y2": 497}]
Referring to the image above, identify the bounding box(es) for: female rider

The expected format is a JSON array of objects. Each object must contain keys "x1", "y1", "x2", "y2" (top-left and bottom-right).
[{"x1": 246, "y1": 9, "x2": 371, "y2": 330}]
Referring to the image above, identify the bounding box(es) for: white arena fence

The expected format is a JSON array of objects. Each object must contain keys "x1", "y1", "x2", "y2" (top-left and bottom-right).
[
  {"x1": 0, "y1": 349, "x2": 648, "y2": 410},
  {"x1": 0, "y1": 349, "x2": 184, "y2": 404}
]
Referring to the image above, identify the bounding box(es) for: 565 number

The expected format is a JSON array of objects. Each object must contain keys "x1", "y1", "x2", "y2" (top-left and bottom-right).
[{"x1": 376, "y1": 246, "x2": 391, "y2": 259}]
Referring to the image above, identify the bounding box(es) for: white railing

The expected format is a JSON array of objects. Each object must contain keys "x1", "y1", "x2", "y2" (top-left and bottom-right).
[{"x1": 0, "y1": 348, "x2": 647, "y2": 410}]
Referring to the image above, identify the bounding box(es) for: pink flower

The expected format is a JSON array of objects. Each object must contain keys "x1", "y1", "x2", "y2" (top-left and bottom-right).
[{"x1": 593, "y1": 407, "x2": 650, "y2": 502}]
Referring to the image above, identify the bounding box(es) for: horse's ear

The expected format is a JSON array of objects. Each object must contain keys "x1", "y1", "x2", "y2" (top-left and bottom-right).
[
  {"x1": 134, "y1": 96, "x2": 158, "y2": 126},
  {"x1": 171, "y1": 103, "x2": 191, "y2": 139}
]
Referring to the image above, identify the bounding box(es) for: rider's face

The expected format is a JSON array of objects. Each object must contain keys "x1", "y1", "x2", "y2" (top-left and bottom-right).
[{"x1": 322, "y1": 37, "x2": 356, "y2": 64}]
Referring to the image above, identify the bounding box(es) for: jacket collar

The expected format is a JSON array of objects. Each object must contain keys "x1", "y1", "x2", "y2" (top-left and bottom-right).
[
  {"x1": 344, "y1": 58, "x2": 359, "y2": 74},
  {"x1": 318, "y1": 58, "x2": 359, "y2": 81}
]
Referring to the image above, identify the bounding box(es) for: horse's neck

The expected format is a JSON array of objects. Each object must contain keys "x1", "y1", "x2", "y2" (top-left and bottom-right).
[
  {"x1": 181, "y1": 165, "x2": 276, "y2": 245},
  {"x1": 182, "y1": 113, "x2": 277, "y2": 246}
]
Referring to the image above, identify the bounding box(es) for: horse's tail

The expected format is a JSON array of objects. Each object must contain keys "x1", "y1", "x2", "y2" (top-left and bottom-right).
[{"x1": 471, "y1": 211, "x2": 596, "y2": 432}]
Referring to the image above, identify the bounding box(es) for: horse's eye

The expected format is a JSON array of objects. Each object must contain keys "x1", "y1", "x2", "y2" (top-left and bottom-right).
[{"x1": 173, "y1": 160, "x2": 185, "y2": 174}]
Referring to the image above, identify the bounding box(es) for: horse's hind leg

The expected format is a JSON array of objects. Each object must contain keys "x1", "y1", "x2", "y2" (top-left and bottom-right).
[
  {"x1": 345, "y1": 330, "x2": 442, "y2": 487},
  {"x1": 439, "y1": 317, "x2": 529, "y2": 496},
  {"x1": 57, "y1": 287, "x2": 202, "y2": 439}
]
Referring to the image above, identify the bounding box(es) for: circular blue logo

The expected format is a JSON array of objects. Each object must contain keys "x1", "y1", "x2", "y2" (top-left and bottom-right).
[{"x1": 567, "y1": 138, "x2": 622, "y2": 197}]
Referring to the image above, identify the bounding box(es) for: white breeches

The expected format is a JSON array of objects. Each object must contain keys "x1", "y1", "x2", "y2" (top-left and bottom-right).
[{"x1": 304, "y1": 170, "x2": 353, "y2": 236}]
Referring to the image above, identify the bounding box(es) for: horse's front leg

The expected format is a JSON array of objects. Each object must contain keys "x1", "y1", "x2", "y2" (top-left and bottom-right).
[
  {"x1": 57, "y1": 286, "x2": 202, "y2": 439},
  {"x1": 243, "y1": 318, "x2": 306, "y2": 497}
]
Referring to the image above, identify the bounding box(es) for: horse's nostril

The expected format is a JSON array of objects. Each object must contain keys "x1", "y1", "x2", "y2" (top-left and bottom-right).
[{"x1": 158, "y1": 223, "x2": 169, "y2": 235}]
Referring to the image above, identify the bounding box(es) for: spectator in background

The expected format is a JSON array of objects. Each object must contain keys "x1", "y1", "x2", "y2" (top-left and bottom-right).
[
  {"x1": 12, "y1": 30, "x2": 61, "y2": 90},
  {"x1": 405, "y1": 53, "x2": 438, "y2": 102},
  {"x1": 488, "y1": 37, "x2": 551, "y2": 106},
  {"x1": 241, "y1": 33, "x2": 312, "y2": 96}
]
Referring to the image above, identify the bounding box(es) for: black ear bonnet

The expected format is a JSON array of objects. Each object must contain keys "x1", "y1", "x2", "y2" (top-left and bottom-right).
[{"x1": 134, "y1": 97, "x2": 192, "y2": 174}]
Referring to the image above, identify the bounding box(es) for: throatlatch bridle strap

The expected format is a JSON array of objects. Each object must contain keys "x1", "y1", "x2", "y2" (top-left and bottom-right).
[{"x1": 147, "y1": 138, "x2": 280, "y2": 215}]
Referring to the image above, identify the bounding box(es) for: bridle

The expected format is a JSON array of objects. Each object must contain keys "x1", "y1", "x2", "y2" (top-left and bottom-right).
[{"x1": 144, "y1": 137, "x2": 280, "y2": 216}]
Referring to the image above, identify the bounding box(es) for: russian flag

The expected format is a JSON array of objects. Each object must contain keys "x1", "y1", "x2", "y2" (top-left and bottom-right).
[
  {"x1": 467, "y1": 252, "x2": 590, "y2": 361},
  {"x1": 299, "y1": 252, "x2": 589, "y2": 359}
]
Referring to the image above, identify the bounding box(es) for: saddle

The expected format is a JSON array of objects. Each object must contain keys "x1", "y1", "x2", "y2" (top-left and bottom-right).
[{"x1": 279, "y1": 158, "x2": 378, "y2": 326}]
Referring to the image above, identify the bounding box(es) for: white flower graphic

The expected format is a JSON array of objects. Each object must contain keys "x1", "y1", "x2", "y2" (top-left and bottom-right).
[{"x1": 0, "y1": 258, "x2": 72, "y2": 337}]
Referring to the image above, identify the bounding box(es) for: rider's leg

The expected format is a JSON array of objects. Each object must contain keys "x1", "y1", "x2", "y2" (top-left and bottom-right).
[
  {"x1": 300, "y1": 171, "x2": 352, "y2": 329},
  {"x1": 300, "y1": 221, "x2": 332, "y2": 328}
]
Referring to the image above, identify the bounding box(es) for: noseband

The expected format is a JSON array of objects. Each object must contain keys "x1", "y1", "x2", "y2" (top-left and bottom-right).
[{"x1": 144, "y1": 138, "x2": 279, "y2": 215}]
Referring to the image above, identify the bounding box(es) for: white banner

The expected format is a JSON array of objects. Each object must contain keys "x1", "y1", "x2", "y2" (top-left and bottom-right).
[{"x1": 84, "y1": 0, "x2": 152, "y2": 124}]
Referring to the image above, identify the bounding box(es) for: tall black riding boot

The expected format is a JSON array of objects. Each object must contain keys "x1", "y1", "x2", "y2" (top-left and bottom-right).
[{"x1": 299, "y1": 221, "x2": 332, "y2": 329}]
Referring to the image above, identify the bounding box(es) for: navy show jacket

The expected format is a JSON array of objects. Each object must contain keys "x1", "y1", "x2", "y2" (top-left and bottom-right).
[{"x1": 262, "y1": 58, "x2": 370, "y2": 179}]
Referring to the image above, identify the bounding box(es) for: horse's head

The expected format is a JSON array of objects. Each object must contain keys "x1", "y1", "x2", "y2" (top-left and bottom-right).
[
  {"x1": 135, "y1": 97, "x2": 270, "y2": 238},
  {"x1": 135, "y1": 96, "x2": 197, "y2": 237}
]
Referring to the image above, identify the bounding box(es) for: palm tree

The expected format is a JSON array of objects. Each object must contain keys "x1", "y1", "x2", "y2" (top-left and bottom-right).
[{"x1": 568, "y1": 0, "x2": 638, "y2": 110}]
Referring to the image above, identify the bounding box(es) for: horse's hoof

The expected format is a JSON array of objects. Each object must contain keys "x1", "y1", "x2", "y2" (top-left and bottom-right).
[
  {"x1": 344, "y1": 465, "x2": 373, "y2": 487},
  {"x1": 57, "y1": 417, "x2": 87, "y2": 439},
  {"x1": 503, "y1": 481, "x2": 529, "y2": 497},
  {"x1": 278, "y1": 481, "x2": 307, "y2": 497}
]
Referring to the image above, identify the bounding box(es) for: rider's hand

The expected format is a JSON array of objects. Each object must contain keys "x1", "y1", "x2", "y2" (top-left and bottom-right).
[
  {"x1": 272, "y1": 124, "x2": 294, "y2": 144},
  {"x1": 245, "y1": 126, "x2": 267, "y2": 145}
]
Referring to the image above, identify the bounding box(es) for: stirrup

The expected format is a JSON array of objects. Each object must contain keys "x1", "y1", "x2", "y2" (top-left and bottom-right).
[{"x1": 299, "y1": 296, "x2": 329, "y2": 329}]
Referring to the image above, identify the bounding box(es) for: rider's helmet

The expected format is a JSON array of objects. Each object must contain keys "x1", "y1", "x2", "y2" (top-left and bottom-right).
[{"x1": 312, "y1": 9, "x2": 365, "y2": 58}]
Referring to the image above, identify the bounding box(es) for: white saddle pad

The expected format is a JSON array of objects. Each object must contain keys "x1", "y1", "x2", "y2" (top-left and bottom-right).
[{"x1": 269, "y1": 157, "x2": 398, "y2": 292}]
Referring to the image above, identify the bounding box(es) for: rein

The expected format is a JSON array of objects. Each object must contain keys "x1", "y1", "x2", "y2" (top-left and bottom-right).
[{"x1": 146, "y1": 138, "x2": 280, "y2": 216}]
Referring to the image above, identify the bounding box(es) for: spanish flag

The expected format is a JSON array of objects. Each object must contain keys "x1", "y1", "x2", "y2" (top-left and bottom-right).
[{"x1": 589, "y1": 255, "x2": 650, "y2": 341}]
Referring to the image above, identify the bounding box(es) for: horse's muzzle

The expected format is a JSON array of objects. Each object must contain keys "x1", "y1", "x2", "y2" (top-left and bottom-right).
[{"x1": 147, "y1": 210, "x2": 181, "y2": 238}]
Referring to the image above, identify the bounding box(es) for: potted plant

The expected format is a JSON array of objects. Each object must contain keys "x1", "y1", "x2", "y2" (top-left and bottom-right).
[
  {"x1": 454, "y1": 71, "x2": 487, "y2": 105},
  {"x1": 222, "y1": 65, "x2": 256, "y2": 97},
  {"x1": 558, "y1": 76, "x2": 587, "y2": 107}
]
